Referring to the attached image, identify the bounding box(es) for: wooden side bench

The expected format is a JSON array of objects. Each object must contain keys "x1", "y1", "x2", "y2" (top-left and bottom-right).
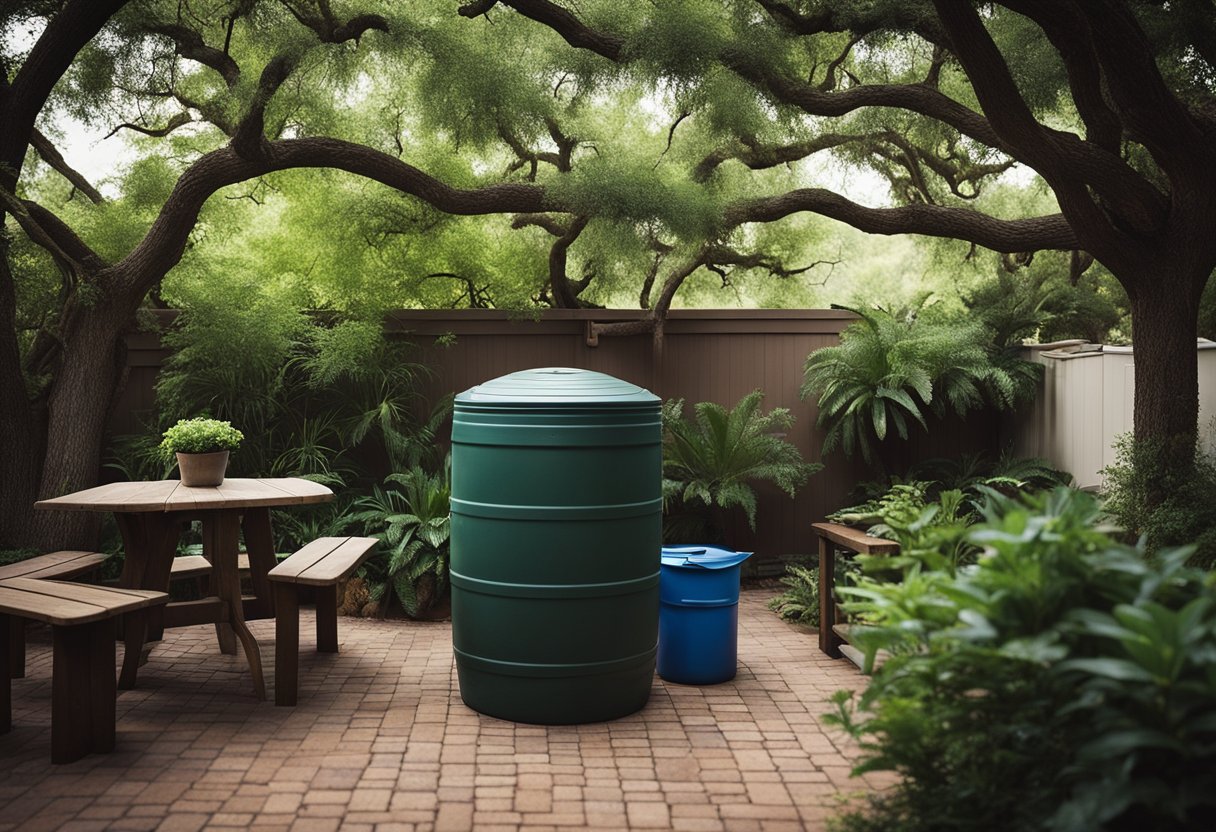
[
  {"x1": 812, "y1": 522, "x2": 900, "y2": 664},
  {"x1": 0, "y1": 578, "x2": 167, "y2": 763},
  {"x1": 0, "y1": 551, "x2": 110, "y2": 680},
  {"x1": 267, "y1": 537, "x2": 378, "y2": 706}
]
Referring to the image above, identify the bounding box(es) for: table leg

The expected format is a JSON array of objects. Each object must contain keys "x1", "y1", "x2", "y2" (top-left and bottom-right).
[
  {"x1": 242, "y1": 508, "x2": 277, "y2": 619},
  {"x1": 204, "y1": 511, "x2": 266, "y2": 700},
  {"x1": 116, "y1": 512, "x2": 180, "y2": 687},
  {"x1": 818, "y1": 536, "x2": 842, "y2": 658}
]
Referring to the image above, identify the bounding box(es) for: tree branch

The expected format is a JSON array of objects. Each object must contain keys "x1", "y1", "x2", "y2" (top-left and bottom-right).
[
  {"x1": 144, "y1": 23, "x2": 241, "y2": 88},
  {"x1": 278, "y1": 2, "x2": 389, "y2": 43},
  {"x1": 0, "y1": 192, "x2": 104, "y2": 276},
  {"x1": 695, "y1": 133, "x2": 865, "y2": 181},
  {"x1": 496, "y1": 0, "x2": 623, "y2": 60},
  {"x1": 932, "y1": 0, "x2": 1167, "y2": 251},
  {"x1": 2, "y1": 0, "x2": 129, "y2": 185},
  {"x1": 547, "y1": 214, "x2": 589, "y2": 308},
  {"x1": 725, "y1": 188, "x2": 1079, "y2": 252},
  {"x1": 512, "y1": 213, "x2": 571, "y2": 236},
  {"x1": 102, "y1": 111, "x2": 193, "y2": 141},
  {"x1": 999, "y1": 0, "x2": 1121, "y2": 153},
  {"x1": 108, "y1": 136, "x2": 547, "y2": 294},
  {"x1": 29, "y1": 128, "x2": 104, "y2": 204},
  {"x1": 232, "y1": 53, "x2": 301, "y2": 159},
  {"x1": 1069, "y1": 0, "x2": 1215, "y2": 180}
]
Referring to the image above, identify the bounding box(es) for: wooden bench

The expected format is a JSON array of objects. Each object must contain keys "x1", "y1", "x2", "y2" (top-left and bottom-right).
[
  {"x1": 812, "y1": 522, "x2": 900, "y2": 665},
  {"x1": 0, "y1": 551, "x2": 110, "y2": 680},
  {"x1": 0, "y1": 578, "x2": 167, "y2": 763},
  {"x1": 267, "y1": 537, "x2": 378, "y2": 706}
]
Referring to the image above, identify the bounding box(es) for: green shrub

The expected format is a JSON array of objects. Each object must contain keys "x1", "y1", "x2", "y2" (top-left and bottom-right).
[
  {"x1": 829, "y1": 488, "x2": 1216, "y2": 832},
  {"x1": 1101, "y1": 434, "x2": 1216, "y2": 568},
  {"x1": 839, "y1": 452, "x2": 1072, "y2": 522},
  {"x1": 801, "y1": 304, "x2": 1040, "y2": 463},
  {"x1": 662, "y1": 390, "x2": 821, "y2": 541},
  {"x1": 158, "y1": 418, "x2": 244, "y2": 458},
  {"x1": 768, "y1": 563, "x2": 819, "y2": 625},
  {"x1": 352, "y1": 459, "x2": 451, "y2": 618}
]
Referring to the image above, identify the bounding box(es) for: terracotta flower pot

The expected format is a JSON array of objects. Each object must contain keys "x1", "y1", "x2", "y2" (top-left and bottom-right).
[{"x1": 176, "y1": 451, "x2": 229, "y2": 487}]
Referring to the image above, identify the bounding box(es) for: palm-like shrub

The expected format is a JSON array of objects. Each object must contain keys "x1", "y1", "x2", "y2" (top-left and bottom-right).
[
  {"x1": 662, "y1": 391, "x2": 821, "y2": 540},
  {"x1": 352, "y1": 460, "x2": 451, "y2": 618},
  {"x1": 801, "y1": 305, "x2": 1040, "y2": 463}
]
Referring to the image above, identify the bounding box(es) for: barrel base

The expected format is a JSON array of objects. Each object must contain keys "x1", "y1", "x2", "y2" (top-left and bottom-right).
[
  {"x1": 455, "y1": 658, "x2": 654, "y2": 725},
  {"x1": 657, "y1": 603, "x2": 739, "y2": 686}
]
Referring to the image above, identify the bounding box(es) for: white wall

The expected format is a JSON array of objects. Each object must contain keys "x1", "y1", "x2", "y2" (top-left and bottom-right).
[{"x1": 1012, "y1": 341, "x2": 1216, "y2": 489}]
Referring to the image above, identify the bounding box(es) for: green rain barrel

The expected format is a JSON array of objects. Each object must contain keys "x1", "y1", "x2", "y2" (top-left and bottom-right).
[{"x1": 450, "y1": 367, "x2": 661, "y2": 724}]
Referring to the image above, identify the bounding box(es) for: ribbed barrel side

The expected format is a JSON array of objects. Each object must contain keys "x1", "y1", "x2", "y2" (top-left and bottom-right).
[{"x1": 451, "y1": 371, "x2": 661, "y2": 724}]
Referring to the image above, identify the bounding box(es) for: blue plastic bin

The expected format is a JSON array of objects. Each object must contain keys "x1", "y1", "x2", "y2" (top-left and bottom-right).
[{"x1": 657, "y1": 545, "x2": 753, "y2": 685}]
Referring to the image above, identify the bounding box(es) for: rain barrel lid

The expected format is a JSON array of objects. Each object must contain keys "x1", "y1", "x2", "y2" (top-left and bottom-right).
[
  {"x1": 661, "y1": 545, "x2": 753, "y2": 570},
  {"x1": 455, "y1": 367, "x2": 659, "y2": 407}
]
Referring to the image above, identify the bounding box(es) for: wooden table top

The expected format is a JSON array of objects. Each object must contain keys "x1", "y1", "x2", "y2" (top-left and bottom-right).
[{"x1": 34, "y1": 478, "x2": 334, "y2": 513}]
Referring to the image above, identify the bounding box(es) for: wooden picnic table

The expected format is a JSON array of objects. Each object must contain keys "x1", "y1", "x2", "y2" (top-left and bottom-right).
[{"x1": 35, "y1": 478, "x2": 333, "y2": 699}]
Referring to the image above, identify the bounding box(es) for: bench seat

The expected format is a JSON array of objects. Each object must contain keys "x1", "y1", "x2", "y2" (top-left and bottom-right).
[
  {"x1": 0, "y1": 578, "x2": 167, "y2": 763},
  {"x1": 169, "y1": 553, "x2": 251, "y2": 580},
  {"x1": 268, "y1": 537, "x2": 378, "y2": 706},
  {"x1": 0, "y1": 550, "x2": 109, "y2": 582},
  {"x1": 1, "y1": 551, "x2": 111, "y2": 680}
]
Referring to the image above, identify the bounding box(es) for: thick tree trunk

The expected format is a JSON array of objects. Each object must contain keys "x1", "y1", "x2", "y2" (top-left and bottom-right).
[
  {"x1": 28, "y1": 301, "x2": 131, "y2": 550},
  {"x1": 0, "y1": 235, "x2": 45, "y2": 548},
  {"x1": 1128, "y1": 275, "x2": 1203, "y2": 486}
]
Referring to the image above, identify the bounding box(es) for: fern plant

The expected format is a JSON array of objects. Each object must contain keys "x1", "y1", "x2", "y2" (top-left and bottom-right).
[
  {"x1": 662, "y1": 391, "x2": 821, "y2": 538},
  {"x1": 767, "y1": 563, "x2": 820, "y2": 625},
  {"x1": 351, "y1": 459, "x2": 451, "y2": 618},
  {"x1": 801, "y1": 305, "x2": 1041, "y2": 463}
]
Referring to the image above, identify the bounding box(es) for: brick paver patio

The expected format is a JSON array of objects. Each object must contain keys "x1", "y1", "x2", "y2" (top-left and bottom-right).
[{"x1": 0, "y1": 590, "x2": 883, "y2": 831}]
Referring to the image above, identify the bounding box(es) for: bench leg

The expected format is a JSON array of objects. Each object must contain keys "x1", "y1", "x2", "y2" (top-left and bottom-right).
[
  {"x1": 7, "y1": 616, "x2": 23, "y2": 680},
  {"x1": 316, "y1": 585, "x2": 339, "y2": 654},
  {"x1": 119, "y1": 610, "x2": 151, "y2": 690},
  {"x1": 818, "y1": 537, "x2": 842, "y2": 658},
  {"x1": 274, "y1": 583, "x2": 300, "y2": 706},
  {"x1": 1, "y1": 615, "x2": 11, "y2": 734},
  {"x1": 52, "y1": 620, "x2": 116, "y2": 764}
]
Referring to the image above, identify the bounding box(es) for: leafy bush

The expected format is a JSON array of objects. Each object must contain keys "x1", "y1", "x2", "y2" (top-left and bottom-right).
[
  {"x1": 801, "y1": 304, "x2": 1041, "y2": 463},
  {"x1": 662, "y1": 390, "x2": 821, "y2": 542},
  {"x1": 107, "y1": 307, "x2": 451, "y2": 562},
  {"x1": 1101, "y1": 434, "x2": 1216, "y2": 568},
  {"x1": 830, "y1": 488, "x2": 1216, "y2": 832},
  {"x1": 839, "y1": 452, "x2": 1071, "y2": 523},
  {"x1": 768, "y1": 563, "x2": 819, "y2": 625},
  {"x1": 158, "y1": 418, "x2": 244, "y2": 458},
  {"x1": 964, "y1": 264, "x2": 1127, "y2": 346},
  {"x1": 352, "y1": 460, "x2": 451, "y2": 618}
]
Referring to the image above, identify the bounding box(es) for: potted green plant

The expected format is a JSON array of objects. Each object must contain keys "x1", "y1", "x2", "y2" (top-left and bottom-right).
[{"x1": 160, "y1": 418, "x2": 244, "y2": 487}]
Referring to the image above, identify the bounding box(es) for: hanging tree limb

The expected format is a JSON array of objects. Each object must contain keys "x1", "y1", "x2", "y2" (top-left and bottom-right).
[
  {"x1": 102, "y1": 111, "x2": 194, "y2": 141},
  {"x1": 29, "y1": 129, "x2": 104, "y2": 204},
  {"x1": 144, "y1": 23, "x2": 241, "y2": 88}
]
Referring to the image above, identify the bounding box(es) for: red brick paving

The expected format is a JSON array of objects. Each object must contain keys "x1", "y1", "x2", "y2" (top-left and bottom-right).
[{"x1": 0, "y1": 591, "x2": 885, "y2": 831}]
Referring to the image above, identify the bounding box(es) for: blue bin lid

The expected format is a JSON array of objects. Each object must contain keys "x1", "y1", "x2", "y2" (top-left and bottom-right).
[{"x1": 660, "y1": 545, "x2": 752, "y2": 570}]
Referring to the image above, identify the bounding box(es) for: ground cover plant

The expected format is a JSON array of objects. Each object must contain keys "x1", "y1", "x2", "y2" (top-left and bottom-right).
[{"x1": 830, "y1": 488, "x2": 1216, "y2": 832}]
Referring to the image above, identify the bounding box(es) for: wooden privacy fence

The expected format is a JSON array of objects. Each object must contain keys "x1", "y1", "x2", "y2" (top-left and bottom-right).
[{"x1": 115, "y1": 309, "x2": 990, "y2": 570}]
